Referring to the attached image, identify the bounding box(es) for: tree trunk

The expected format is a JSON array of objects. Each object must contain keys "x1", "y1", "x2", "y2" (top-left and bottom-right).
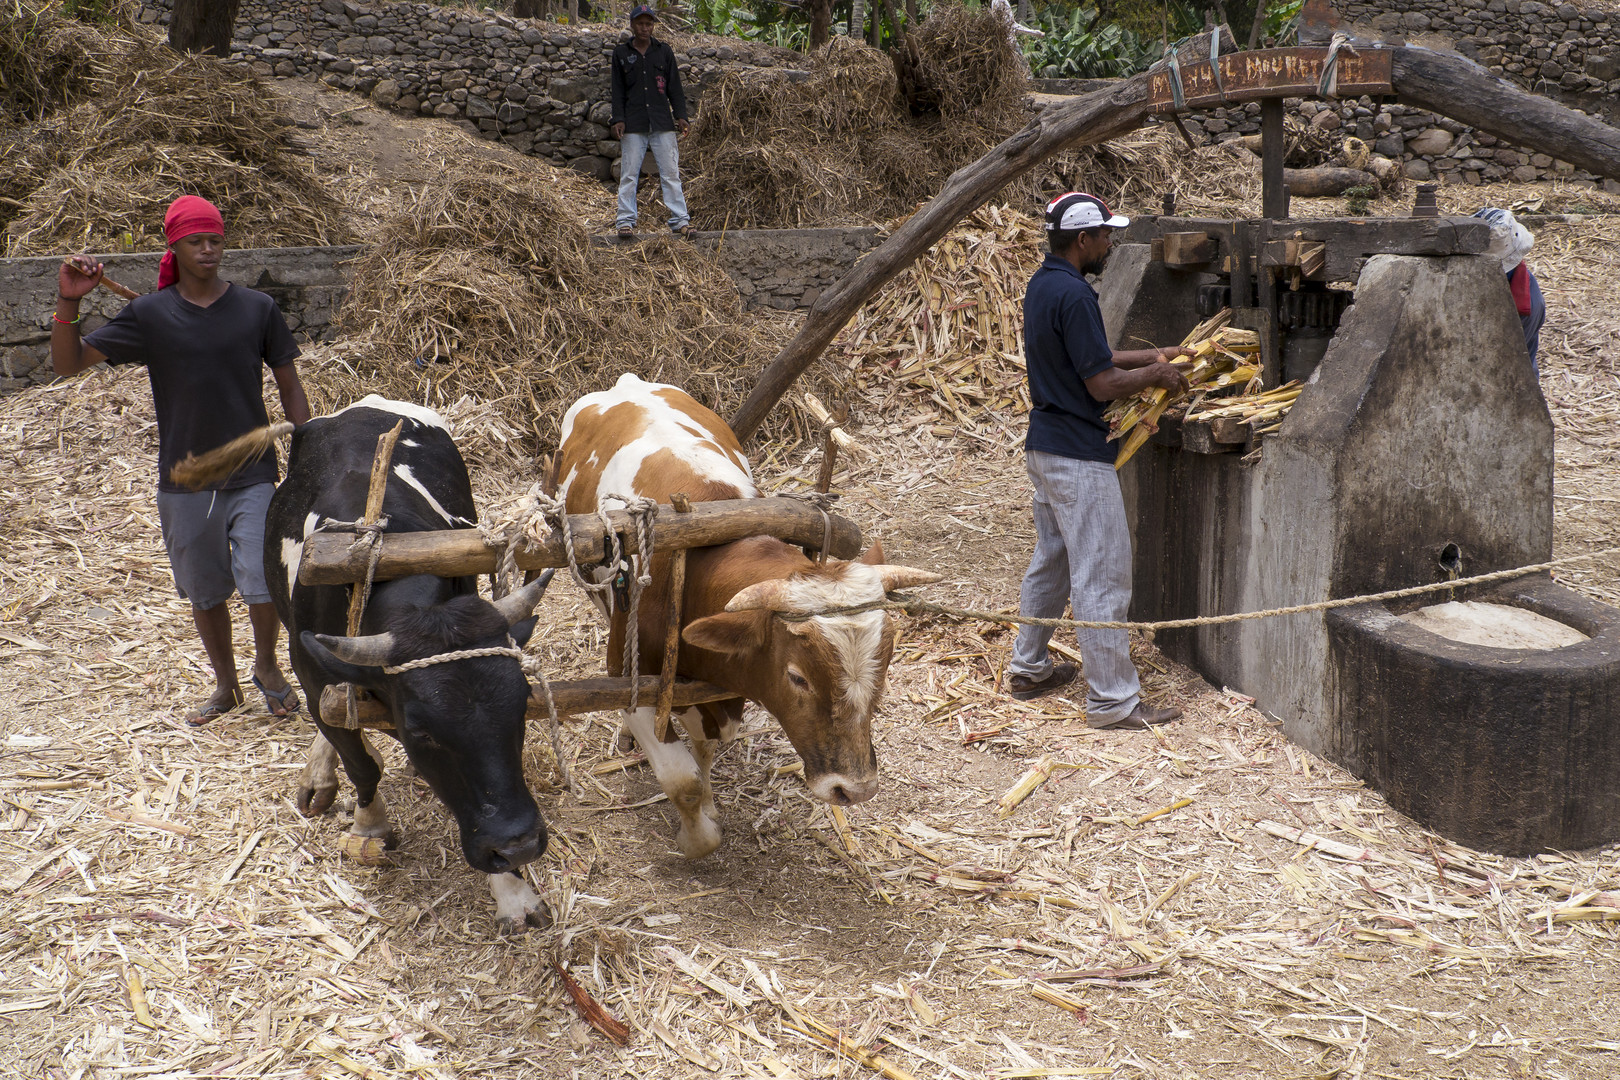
[
  {"x1": 809, "y1": 0, "x2": 833, "y2": 50},
  {"x1": 725, "y1": 45, "x2": 1620, "y2": 440},
  {"x1": 1282, "y1": 166, "x2": 1379, "y2": 196},
  {"x1": 728, "y1": 76, "x2": 1154, "y2": 440},
  {"x1": 513, "y1": 0, "x2": 545, "y2": 18},
  {"x1": 1390, "y1": 46, "x2": 1620, "y2": 180},
  {"x1": 168, "y1": 0, "x2": 243, "y2": 57},
  {"x1": 850, "y1": 0, "x2": 866, "y2": 40},
  {"x1": 877, "y1": 0, "x2": 902, "y2": 46}
]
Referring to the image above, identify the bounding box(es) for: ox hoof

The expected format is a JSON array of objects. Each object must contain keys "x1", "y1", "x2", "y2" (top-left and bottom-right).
[
  {"x1": 676, "y1": 818, "x2": 723, "y2": 861},
  {"x1": 297, "y1": 784, "x2": 338, "y2": 817},
  {"x1": 496, "y1": 907, "x2": 552, "y2": 935},
  {"x1": 338, "y1": 831, "x2": 398, "y2": 865}
]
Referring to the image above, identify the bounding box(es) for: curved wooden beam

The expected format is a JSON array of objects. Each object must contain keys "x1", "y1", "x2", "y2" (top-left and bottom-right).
[
  {"x1": 1389, "y1": 45, "x2": 1620, "y2": 181},
  {"x1": 726, "y1": 45, "x2": 1620, "y2": 442},
  {"x1": 728, "y1": 74, "x2": 1154, "y2": 441}
]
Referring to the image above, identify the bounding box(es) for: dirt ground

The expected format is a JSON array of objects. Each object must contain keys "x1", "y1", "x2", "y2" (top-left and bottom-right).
[{"x1": 2, "y1": 76, "x2": 1619, "y2": 1080}]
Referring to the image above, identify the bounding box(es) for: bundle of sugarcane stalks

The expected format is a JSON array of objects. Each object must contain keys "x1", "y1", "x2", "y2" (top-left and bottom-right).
[
  {"x1": 1187, "y1": 381, "x2": 1304, "y2": 435},
  {"x1": 1105, "y1": 310, "x2": 1262, "y2": 468}
]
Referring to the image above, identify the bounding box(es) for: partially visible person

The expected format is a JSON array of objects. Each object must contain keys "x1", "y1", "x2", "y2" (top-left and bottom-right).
[
  {"x1": 610, "y1": 4, "x2": 691, "y2": 238},
  {"x1": 52, "y1": 195, "x2": 311, "y2": 725},
  {"x1": 1006, "y1": 192, "x2": 1191, "y2": 730},
  {"x1": 1474, "y1": 206, "x2": 1545, "y2": 374}
]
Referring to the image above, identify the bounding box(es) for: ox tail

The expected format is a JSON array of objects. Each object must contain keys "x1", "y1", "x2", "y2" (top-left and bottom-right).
[{"x1": 169, "y1": 422, "x2": 296, "y2": 490}]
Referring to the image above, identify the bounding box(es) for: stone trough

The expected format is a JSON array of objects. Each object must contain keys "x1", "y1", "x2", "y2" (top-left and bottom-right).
[{"x1": 1100, "y1": 214, "x2": 1620, "y2": 856}]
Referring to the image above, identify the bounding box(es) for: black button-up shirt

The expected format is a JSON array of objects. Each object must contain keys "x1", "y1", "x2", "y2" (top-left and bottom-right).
[{"x1": 610, "y1": 37, "x2": 687, "y2": 134}]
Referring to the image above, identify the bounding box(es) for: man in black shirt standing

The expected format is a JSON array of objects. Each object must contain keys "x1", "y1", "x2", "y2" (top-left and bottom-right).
[
  {"x1": 51, "y1": 196, "x2": 312, "y2": 726},
  {"x1": 610, "y1": 4, "x2": 691, "y2": 238}
]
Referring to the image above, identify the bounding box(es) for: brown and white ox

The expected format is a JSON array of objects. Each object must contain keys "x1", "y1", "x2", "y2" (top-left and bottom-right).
[{"x1": 556, "y1": 374, "x2": 940, "y2": 858}]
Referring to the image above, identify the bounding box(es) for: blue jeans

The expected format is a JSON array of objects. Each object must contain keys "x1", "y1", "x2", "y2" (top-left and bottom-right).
[
  {"x1": 1009, "y1": 452, "x2": 1141, "y2": 725},
  {"x1": 616, "y1": 130, "x2": 689, "y2": 231}
]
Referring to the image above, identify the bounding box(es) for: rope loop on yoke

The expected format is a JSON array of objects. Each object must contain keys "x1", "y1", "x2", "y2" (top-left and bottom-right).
[{"x1": 783, "y1": 490, "x2": 839, "y2": 564}]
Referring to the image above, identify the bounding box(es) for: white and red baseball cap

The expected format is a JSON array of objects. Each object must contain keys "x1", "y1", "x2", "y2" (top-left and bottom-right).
[{"x1": 1045, "y1": 192, "x2": 1129, "y2": 231}]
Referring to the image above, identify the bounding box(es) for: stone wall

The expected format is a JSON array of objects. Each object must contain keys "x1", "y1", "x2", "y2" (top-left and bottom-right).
[
  {"x1": 132, "y1": 0, "x2": 1620, "y2": 193},
  {"x1": 0, "y1": 227, "x2": 880, "y2": 392},
  {"x1": 136, "y1": 0, "x2": 793, "y2": 183},
  {"x1": 0, "y1": 247, "x2": 356, "y2": 392}
]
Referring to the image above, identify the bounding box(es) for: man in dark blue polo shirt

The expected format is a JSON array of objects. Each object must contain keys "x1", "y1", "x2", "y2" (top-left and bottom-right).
[{"x1": 1006, "y1": 192, "x2": 1191, "y2": 729}]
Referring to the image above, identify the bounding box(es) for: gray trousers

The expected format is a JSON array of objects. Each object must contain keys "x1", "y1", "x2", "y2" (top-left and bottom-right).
[{"x1": 1009, "y1": 451, "x2": 1141, "y2": 725}]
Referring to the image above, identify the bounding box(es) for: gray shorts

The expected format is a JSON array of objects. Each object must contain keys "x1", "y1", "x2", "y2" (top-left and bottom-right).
[{"x1": 156, "y1": 483, "x2": 275, "y2": 609}]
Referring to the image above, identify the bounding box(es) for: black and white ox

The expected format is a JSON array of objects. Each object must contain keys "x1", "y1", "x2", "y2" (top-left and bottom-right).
[{"x1": 267, "y1": 396, "x2": 553, "y2": 932}]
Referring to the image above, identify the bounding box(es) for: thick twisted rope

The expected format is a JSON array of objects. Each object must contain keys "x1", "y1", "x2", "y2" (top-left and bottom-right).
[
  {"x1": 782, "y1": 490, "x2": 838, "y2": 564},
  {"x1": 779, "y1": 546, "x2": 1620, "y2": 630},
  {"x1": 601, "y1": 494, "x2": 658, "y2": 712}
]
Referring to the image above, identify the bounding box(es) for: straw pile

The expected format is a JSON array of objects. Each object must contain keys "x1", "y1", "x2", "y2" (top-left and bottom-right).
[
  {"x1": 836, "y1": 204, "x2": 1045, "y2": 451},
  {"x1": 0, "y1": 1, "x2": 346, "y2": 255},
  {"x1": 685, "y1": 3, "x2": 1039, "y2": 229},
  {"x1": 337, "y1": 142, "x2": 796, "y2": 450}
]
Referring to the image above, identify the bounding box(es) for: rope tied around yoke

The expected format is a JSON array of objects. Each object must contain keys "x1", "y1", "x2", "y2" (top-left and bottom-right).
[
  {"x1": 777, "y1": 546, "x2": 1620, "y2": 632},
  {"x1": 782, "y1": 489, "x2": 839, "y2": 564},
  {"x1": 476, "y1": 485, "x2": 659, "y2": 788},
  {"x1": 313, "y1": 515, "x2": 392, "y2": 729}
]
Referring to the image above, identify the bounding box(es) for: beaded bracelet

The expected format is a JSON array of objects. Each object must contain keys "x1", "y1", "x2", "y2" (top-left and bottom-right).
[{"x1": 52, "y1": 311, "x2": 82, "y2": 326}]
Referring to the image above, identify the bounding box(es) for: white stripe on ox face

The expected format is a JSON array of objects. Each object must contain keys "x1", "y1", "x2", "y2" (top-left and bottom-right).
[
  {"x1": 392, "y1": 463, "x2": 475, "y2": 527},
  {"x1": 281, "y1": 511, "x2": 321, "y2": 602}
]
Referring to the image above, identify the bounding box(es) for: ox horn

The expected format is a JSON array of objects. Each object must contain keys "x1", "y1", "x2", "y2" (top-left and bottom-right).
[
  {"x1": 312, "y1": 632, "x2": 397, "y2": 667},
  {"x1": 870, "y1": 565, "x2": 945, "y2": 591},
  {"x1": 724, "y1": 580, "x2": 797, "y2": 613},
  {"x1": 490, "y1": 568, "x2": 556, "y2": 625}
]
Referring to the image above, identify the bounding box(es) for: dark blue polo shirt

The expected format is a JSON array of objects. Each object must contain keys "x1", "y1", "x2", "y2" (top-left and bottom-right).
[{"x1": 1023, "y1": 254, "x2": 1115, "y2": 463}]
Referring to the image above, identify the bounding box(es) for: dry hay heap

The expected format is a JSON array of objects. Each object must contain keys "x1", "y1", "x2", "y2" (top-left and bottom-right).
[
  {"x1": 338, "y1": 146, "x2": 787, "y2": 450},
  {"x1": 0, "y1": 0, "x2": 345, "y2": 255},
  {"x1": 835, "y1": 204, "x2": 1044, "y2": 449},
  {"x1": 684, "y1": 3, "x2": 1032, "y2": 229}
]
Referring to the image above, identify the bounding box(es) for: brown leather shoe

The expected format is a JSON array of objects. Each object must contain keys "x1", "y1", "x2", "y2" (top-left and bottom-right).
[
  {"x1": 1006, "y1": 662, "x2": 1079, "y2": 701},
  {"x1": 1090, "y1": 702, "x2": 1181, "y2": 730}
]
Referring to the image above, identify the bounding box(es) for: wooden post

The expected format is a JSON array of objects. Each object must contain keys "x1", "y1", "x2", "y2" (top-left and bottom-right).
[
  {"x1": 1260, "y1": 97, "x2": 1288, "y2": 221},
  {"x1": 653, "y1": 493, "x2": 692, "y2": 742},
  {"x1": 345, "y1": 421, "x2": 405, "y2": 637},
  {"x1": 340, "y1": 420, "x2": 404, "y2": 730}
]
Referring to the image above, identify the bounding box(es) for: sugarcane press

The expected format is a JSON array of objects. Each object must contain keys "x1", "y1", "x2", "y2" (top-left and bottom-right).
[{"x1": 1094, "y1": 53, "x2": 1620, "y2": 856}]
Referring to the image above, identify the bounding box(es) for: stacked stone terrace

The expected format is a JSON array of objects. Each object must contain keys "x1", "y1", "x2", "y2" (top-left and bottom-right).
[{"x1": 125, "y1": 0, "x2": 1620, "y2": 191}]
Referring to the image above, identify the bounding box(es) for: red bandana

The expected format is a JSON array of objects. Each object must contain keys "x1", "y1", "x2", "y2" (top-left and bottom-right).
[{"x1": 157, "y1": 196, "x2": 225, "y2": 290}]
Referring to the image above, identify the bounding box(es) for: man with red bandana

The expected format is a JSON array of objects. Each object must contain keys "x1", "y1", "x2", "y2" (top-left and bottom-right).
[{"x1": 52, "y1": 196, "x2": 312, "y2": 726}]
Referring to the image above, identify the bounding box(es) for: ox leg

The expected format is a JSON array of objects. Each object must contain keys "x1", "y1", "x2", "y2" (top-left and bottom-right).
[
  {"x1": 623, "y1": 706, "x2": 722, "y2": 860},
  {"x1": 488, "y1": 872, "x2": 549, "y2": 935},
  {"x1": 297, "y1": 735, "x2": 341, "y2": 816},
  {"x1": 677, "y1": 708, "x2": 723, "y2": 849},
  {"x1": 317, "y1": 726, "x2": 398, "y2": 852}
]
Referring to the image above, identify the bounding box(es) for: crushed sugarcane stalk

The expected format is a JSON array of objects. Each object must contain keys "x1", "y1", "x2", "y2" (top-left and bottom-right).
[{"x1": 298, "y1": 497, "x2": 862, "y2": 585}]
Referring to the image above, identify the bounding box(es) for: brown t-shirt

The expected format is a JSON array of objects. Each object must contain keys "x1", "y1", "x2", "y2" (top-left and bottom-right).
[{"x1": 85, "y1": 283, "x2": 300, "y2": 492}]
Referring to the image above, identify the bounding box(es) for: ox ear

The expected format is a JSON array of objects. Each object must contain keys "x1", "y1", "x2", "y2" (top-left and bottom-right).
[
  {"x1": 869, "y1": 565, "x2": 944, "y2": 592},
  {"x1": 301, "y1": 630, "x2": 385, "y2": 688},
  {"x1": 682, "y1": 611, "x2": 770, "y2": 656},
  {"x1": 858, "y1": 539, "x2": 886, "y2": 565}
]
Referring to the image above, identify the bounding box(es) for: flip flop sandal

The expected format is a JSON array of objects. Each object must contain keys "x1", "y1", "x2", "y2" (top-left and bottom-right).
[
  {"x1": 186, "y1": 691, "x2": 243, "y2": 727},
  {"x1": 251, "y1": 674, "x2": 301, "y2": 718}
]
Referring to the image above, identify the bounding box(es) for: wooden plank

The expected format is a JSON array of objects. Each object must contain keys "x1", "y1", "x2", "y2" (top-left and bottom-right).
[
  {"x1": 1179, "y1": 418, "x2": 1241, "y2": 455},
  {"x1": 1161, "y1": 231, "x2": 1215, "y2": 267},
  {"x1": 1148, "y1": 47, "x2": 1393, "y2": 112},
  {"x1": 1127, "y1": 216, "x2": 1493, "y2": 282},
  {"x1": 320, "y1": 676, "x2": 736, "y2": 730},
  {"x1": 298, "y1": 497, "x2": 863, "y2": 585},
  {"x1": 1210, "y1": 417, "x2": 1251, "y2": 445}
]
